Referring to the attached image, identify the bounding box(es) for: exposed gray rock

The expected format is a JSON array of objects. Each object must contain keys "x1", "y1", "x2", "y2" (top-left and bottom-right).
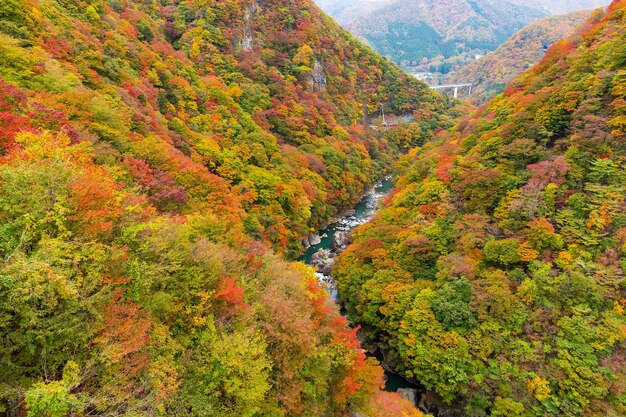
[
  {"x1": 308, "y1": 60, "x2": 327, "y2": 90},
  {"x1": 240, "y1": 1, "x2": 259, "y2": 51},
  {"x1": 310, "y1": 248, "x2": 335, "y2": 275},
  {"x1": 330, "y1": 209, "x2": 356, "y2": 224},
  {"x1": 310, "y1": 248, "x2": 331, "y2": 264},
  {"x1": 309, "y1": 234, "x2": 322, "y2": 245},
  {"x1": 331, "y1": 231, "x2": 352, "y2": 252},
  {"x1": 397, "y1": 388, "x2": 419, "y2": 406}
]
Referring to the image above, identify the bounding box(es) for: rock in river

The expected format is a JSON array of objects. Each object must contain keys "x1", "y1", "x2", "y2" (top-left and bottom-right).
[
  {"x1": 331, "y1": 230, "x2": 352, "y2": 252},
  {"x1": 308, "y1": 234, "x2": 322, "y2": 245},
  {"x1": 310, "y1": 248, "x2": 335, "y2": 275}
]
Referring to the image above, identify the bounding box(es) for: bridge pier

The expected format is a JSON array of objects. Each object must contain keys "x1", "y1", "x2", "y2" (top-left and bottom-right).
[{"x1": 428, "y1": 82, "x2": 473, "y2": 98}]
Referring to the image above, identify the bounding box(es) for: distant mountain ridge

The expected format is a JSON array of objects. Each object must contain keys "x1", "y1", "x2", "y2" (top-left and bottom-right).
[
  {"x1": 450, "y1": 10, "x2": 591, "y2": 103},
  {"x1": 345, "y1": 0, "x2": 548, "y2": 67},
  {"x1": 315, "y1": 0, "x2": 393, "y2": 24},
  {"x1": 315, "y1": 0, "x2": 612, "y2": 77}
]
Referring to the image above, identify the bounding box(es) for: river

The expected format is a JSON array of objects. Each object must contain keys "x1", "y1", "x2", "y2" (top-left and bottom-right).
[{"x1": 298, "y1": 175, "x2": 420, "y2": 393}]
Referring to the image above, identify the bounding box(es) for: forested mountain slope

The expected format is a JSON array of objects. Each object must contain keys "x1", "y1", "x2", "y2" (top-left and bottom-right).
[
  {"x1": 0, "y1": 0, "x2": 456, "y2": 415},
  {"x1": 0, "y1": 0, "x2": 454, "y2": 258},
  {"x1": 335, "y1": 1, "x2": 626, "y2": 415},
  {"x1": 346, "y1": 0, "x2": 546, "y2": 67},
  {"x1": 451, "y1": 10, "x2": 590, "y2": 103}
]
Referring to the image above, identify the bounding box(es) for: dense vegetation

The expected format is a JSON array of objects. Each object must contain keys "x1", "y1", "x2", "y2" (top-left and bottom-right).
[
  {"x1": 0, "y1": 0, "x2": 458, "y2": 415},
  {"x1": 346, "y1": 0, "x2": 546, "y2": 68},
  {"x1": 0, "y1": 128, "x2": 425, "y2": 417},
  {"x1": 450, "y1": 11, "x2": 590, "y2": 104},
  {"x1": 335, "y1": 2, "x2": 626, "y2": 415},
  {"x1": 0, "y1": 0, "x2": 455, "y2": 258}
]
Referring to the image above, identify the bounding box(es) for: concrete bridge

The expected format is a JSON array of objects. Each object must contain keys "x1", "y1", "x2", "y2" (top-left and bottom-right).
[{"x1": 430, "y1": 83, "x2": 473, "y2": 98}]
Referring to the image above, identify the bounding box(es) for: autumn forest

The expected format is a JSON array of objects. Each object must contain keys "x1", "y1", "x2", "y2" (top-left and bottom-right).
[{"x1": 0, "y1": 0, "x2": 624, "y2": 416}]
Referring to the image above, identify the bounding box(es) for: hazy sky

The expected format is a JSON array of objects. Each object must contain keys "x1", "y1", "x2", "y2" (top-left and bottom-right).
[{"x1": 315, "y1": 0, "x2": 612, "y2": 17}]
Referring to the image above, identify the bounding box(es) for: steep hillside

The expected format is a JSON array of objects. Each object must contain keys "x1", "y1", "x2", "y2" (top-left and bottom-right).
[
  {"x1": 346, "y1": 0, "x2": 547, "y2": 68},
  {"x1": 509, "y1": 0, "x2": 611, "y2": 15},
  {"x1": 451, "y1": 10, "x2": 590, "y2": 103},
  {"x1": 0, "y1": 0, "x2": 455, "y2": 415},
  {"x1": 0, "y1": 0, "x2": 454, "y2": 258},
  {"x1": 335, "y1": 2, "x2": 626, "y2": 415}
]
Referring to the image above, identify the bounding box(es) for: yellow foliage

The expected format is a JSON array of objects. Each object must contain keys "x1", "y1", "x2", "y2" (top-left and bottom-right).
[
  {"x1": 85, "y1": 5, "x2": 99, "y2": 22},
  {"x1": 186, "y1": 290, "x2": 215, "y2": 328},
  {"x1": 293, "y1": 44, "x2": 314, "y2": 66},
  {"x1": 189, "y1": 41, "x2": 201, "y2": 58},
  {"x1": 555, "y1": 251, "x2": 574, "y2": 269},
  {"x1": 588, "y1": 207, "x2": 612, "y2": 234},
  {"x1": 440, "y1": 331, "x2": 461, "y2": 348},
  {"x1": 517, "y1": 241, "x2": 538, "y2": 262},
  {"x1": 517, "y1": 279, "x2": 537, "y2": 306},
  {"x1": 527, "y1": 376, "x2": 551, "y2": 402},
  {"x1": 16, "y1": 131, "x2": 92, "y2": 163},
  {"x1": 494, "y1": 189, "x2": 522, "y2": 220},
  {"x1": 229, "y1": 84, "x2": 243, "y2": 99},
  {"x1": 609, "y1": 114, "x2": 626, "y2": 130},
  {"x1": 611, "y1": 70, "x2": 626, "y2": 98}
]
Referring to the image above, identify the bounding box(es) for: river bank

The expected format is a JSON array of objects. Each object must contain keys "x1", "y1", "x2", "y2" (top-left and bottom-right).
[
  {"x1": 298, "y1": 176, "x2": 423, "y2": 393},
  {"x1": 298, "y1": 175, "x2": 394, "y2": 299},
  {"x1": 298, "y1": 176, "x2": 465, "y2": 416}
]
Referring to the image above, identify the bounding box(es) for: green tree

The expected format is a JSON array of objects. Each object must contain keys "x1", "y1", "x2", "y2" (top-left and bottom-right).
[
  {"x1": 483, "y1": 239, "x2": 521, "y2": 267},
  {"x1": 26, "y1": 362, "x2": 84, "y2": 417}
]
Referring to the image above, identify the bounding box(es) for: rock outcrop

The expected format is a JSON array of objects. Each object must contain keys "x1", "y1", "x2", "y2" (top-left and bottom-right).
[{"x1": 331, "y1": 230, "x2": 352, "y2": 251}]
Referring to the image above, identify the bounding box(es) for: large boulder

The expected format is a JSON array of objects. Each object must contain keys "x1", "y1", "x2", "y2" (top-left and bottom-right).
[
  {"x1": 331, "y1": 231, "x2": 352, "y2": 252},
  {"x1": 309, "y1": 234, "x2": 322, "y2": 245},
  {"x1": 310, "y1": 248, "x2": 335, "y2": 275},
  {"x1": 397, "y1": 388, "x2": 419, "y2": 406},
  {"x1": 330, "y1": 208, "x2": 355, "y2": 224}
]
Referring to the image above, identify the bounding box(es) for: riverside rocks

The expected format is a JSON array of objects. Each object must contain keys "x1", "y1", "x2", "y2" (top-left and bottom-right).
[
  {"x1": 397, "y1": 388, "x2": 419, "y2": 406},
  {"x1": 331, "y1": 230, "x2": 352, "y2": 251},
  {"x1": 308, "y1": 234, "x2": 322, "y2": 245},
  {"x1": 310, "y1": 248, "x2": 335, "y2": 275},
  {"x1": 308, "y1": 231, "x2": 352, "y2": 276},
  {"x1": 329, "y1": 208, "x2": 356, "y2": 225},
  {"x1": 305, "y1": 176, "x2": 393, "y2": 290}
]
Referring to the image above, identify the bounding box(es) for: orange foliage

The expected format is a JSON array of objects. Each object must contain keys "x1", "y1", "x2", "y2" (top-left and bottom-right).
[
  {"x1": 363, "y1": 391, "x2": 424, "y2": 417},
  {"x1": 517, "y1": 241, "x2": 539, "y2": 262},
  {"x1": 69, "y1": 166, "x2": 123, "y2": 236},
  {"x1": 95, "y1": 290, "x2": 152, "y2": 393},
  {"x1": 214, "y1": 276, "x2": 249, "y2": 313}
]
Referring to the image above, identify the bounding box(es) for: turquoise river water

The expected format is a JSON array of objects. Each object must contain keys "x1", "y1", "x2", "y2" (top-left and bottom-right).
[{"x1": 298, "y1": 176, "x2": 419, "y2": 393}]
